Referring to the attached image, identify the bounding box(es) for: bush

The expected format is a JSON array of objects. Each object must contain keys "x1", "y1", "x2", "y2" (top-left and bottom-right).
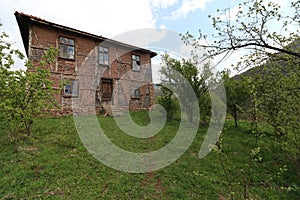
[{"x1": 156, "y1": 89, "x2": 180, "y2": 121}]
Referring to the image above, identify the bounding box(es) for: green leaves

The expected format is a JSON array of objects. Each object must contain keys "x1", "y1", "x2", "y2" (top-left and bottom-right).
[
  {"x1": 0, "y1": 24, "x2": 58, "y2": 141},
  {"x1": 255, "y1": 54, "x2": 300, "y2": 150},
  {"x1": 159, "y1": 54, "x2": 211, "y2": 124},
  {"x1": 222, "y1": 70, "x2": 250, "y2": 127}
]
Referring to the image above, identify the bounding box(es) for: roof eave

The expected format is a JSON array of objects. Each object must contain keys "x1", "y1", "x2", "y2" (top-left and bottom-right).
[{"x1": 14, "y1": 11, "x2": 157, "y2": 58}]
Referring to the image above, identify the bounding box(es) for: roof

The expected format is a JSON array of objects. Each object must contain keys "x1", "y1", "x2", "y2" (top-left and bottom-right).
[{"x1": 14, "y1": 11, "x2": 157, "y2": 58}]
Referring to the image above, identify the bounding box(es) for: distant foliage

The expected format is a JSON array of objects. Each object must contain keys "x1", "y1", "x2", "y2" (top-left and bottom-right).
[{"x1": 221, "y1": 70, "x2": 250, "y2": 127}]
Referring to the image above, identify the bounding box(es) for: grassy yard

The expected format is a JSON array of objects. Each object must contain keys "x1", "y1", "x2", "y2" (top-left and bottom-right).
[{"x1": 0, "y1": 111, "x2": 299, "y2": 199}]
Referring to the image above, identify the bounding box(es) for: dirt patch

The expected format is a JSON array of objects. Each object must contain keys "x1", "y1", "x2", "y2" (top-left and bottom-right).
[{"x1": 141, "y1": 172, "x2": 166, "y2": 198}]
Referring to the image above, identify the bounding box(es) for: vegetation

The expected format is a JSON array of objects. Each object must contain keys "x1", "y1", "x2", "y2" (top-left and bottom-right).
[
  {"x1": 156, "y1": 86, "x2": 180, "y2": 121},
  {"x1": 0, "y1": 24, "x2": 58, "y2": 142},
  {"x1": 221, "y1": 70, "x2": 250, "y2": 127},
  {"x1": 0, "y1": 0, "x2": 299, "y2": 199},
  {"x1": 156, "y1": 51, "x2": 299, "y2": 198},
  {"x1": 178, "y1": 0, "x2": 300, "y2": 198},
  {"x1": 182, "y1": 0, "x2": 300, "y2": 63},
  {"x1": 0, "y1": 113, "x2": 299, "y2": 199},
  {"x1": 159, "y1": 54, "x2": 211, "y2": 125},
  {"x1": 255, "y1": 54, "x2": 300, "y2": 151}
]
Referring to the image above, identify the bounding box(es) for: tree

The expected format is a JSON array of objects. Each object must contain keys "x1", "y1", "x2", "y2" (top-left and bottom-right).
[
  {"x1": 181, "y1": 0, "x2": 300, "y2": 64},
  {"x1": 156, "y1": 85, "x2": 179, "y2": 121},
  {"x1": 159, "y1": 54, "x2": 211, "y2": 124},
  {"x1": 181, "y1": 0, "x2": 300, "y2": 148},
  {"x1": 255, "y1": 53, "x2": 300, "y2": 150},
  {"x1": 221, "y1": 70, "x2": 250, "y2": 127},
  {"x1": 180, "y1": 0, "x2": 300, "y2": 196},
  {"x1": 0, "y1": 23, "x2": 58, "y2": 141}
]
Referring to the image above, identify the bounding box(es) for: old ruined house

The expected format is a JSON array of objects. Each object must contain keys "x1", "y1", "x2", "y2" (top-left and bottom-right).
[{"x1": 15, "y1": 11, "x2": 157, "y2": 115}]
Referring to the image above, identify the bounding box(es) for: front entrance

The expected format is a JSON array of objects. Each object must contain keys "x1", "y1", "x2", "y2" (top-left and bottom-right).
[{"x1": 95, "y1": 78, "x2": 113, "y2": 107}]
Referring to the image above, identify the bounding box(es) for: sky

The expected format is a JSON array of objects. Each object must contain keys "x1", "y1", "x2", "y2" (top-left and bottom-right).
[{"x1": 0, "y1": 0, "x2": 291, "y2": 82}]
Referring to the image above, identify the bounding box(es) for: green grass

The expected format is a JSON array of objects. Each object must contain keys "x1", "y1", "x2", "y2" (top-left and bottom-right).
[{"x1": 0, "y1": 111, "x2": 299, "y2": 199}]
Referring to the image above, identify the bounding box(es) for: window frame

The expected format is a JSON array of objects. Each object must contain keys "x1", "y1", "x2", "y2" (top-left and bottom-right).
[
  {"x1": 131, "y1": 85, "x2": 140, "y2": 99},
  {"x1": 132, "y1": 54, "x2": 141, "y2": 71},
  {"x1": 98, "y1": 46, "x2": 109, "y2": 66},
  {"x1": 59, "y1": 36, "x2": 75, "y2": 60},
  {"x1": 63, "y1": 79, "x2": 79, "y2": 97}
]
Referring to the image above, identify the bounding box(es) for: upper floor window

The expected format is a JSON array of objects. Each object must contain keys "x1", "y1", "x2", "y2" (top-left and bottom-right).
[
  {"x1": 59, "y1": 37, "x2": 75, "y2": 60},
  {"x1": 99, "y1": 46, "x2": 109, "y2": 65},
  {"x1": 132, "y1": 54, "x2": 140, "y2": 71}
]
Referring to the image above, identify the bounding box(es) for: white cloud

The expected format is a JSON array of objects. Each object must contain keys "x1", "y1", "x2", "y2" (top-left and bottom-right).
[
  {"x1": 0, "y1": 0, "x2": 159, "y2": 71},
  {"x1": 159, "y1": 24, "x2": 167, "y2": 29},
  {"x1": 0, "y1": 0, "x2": 156, "y2": 41},
  {"x1": 170, "y1": 0, "x2": 213, "y2": 20},
  {"x1": 18, "y1": 0, "x2": 155, "y2": 37},
  {"x1": 112, "y1": 28, "x2": 169, "y2": 48},
  {"x1": 149, "y1": 0, "x2": 178, "y2": 9}
]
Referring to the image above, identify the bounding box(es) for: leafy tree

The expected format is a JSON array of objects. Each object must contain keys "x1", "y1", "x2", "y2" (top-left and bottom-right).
[
  {"x1": 156, "y1": 85, "x2": 179, "y2": 121},
  {"x1": 255, "y1": 53, "x2": 300, "y2": 150},
  {"x1": 180, "y1": 0, "x2": 300, "y2": 196},
  {"x1": 221, "y1": 70, "x2": 250, "y2": 127},
  {"x1": 182, "y1": 0, "x2": 300, "y2": 63},
  {"x1": 159, "y1": 54, "x2": 211, "y2": 124},
  {"x1": 181, "y1": 0, "x2": 300, "y2": 149},
  {"x1": 0, "y1": 23, "x2": 58, "y2": 141}
]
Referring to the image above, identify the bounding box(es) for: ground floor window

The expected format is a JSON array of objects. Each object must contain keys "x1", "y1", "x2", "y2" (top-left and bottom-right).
[
  {"x1": 64, "y1": 79, "x2": 79, "y2": 97},
  {"x1": 131, "y1": 85, "x2": 140, "y2": 99}
]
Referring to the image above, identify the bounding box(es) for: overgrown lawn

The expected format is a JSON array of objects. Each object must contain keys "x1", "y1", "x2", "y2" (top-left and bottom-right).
[{"x1": 0, "y1": 111, "x2": 299, "y2": 199}]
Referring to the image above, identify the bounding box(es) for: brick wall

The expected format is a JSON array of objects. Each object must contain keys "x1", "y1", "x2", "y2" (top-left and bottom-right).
[{"x1": 28, "y1": 23, "x2": 155, "y2": 115}]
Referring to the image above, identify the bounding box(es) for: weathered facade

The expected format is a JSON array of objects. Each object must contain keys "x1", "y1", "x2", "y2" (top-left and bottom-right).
[{"x1": 15, "y1": 12, "x2": 157, "y2": 115}]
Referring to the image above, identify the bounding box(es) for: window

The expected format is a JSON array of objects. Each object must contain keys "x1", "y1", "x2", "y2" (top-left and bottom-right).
[
  {"x1": 64, "y1": 80, "x2": 79, "y2": 97},
  {"x1": 101, "y1": 78, "x2": 113, "y2": 101},
  {"x1": 59, "y1": 37, "x2": 75, "y2": 59},
  {"x1": 131, "y1": 86, "x2": 140, "y2": 99},
  {"x1": 99, "y1": 46, "x2": 109, "y2": 65},
  {"x1": 132, "y1": 54, "x2": 140, "y2": 71}
]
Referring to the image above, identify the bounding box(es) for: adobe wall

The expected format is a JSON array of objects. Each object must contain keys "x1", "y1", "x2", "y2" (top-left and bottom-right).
[{"x1": 28, "y1": 24, "x2": 154, "y2": 116}]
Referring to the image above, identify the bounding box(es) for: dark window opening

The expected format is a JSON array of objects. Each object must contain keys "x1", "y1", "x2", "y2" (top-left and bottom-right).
[
  {"x1": 64, "y1": 79, "x2": 79, "y2": 97},
  {"x1": 131, "y1": 86, "x2": 140, "y2": 99}
]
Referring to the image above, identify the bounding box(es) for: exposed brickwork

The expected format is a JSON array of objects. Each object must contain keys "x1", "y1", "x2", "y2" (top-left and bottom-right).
[{"x1": 15, "y1": 12, "x2": 157, "y2": 116}]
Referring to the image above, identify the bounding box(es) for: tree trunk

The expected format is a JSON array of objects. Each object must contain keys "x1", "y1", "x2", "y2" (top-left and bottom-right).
[
  {"x1": 233, "y1": 104, "x2": 238, "y2": 127},
  {"x1": 24, "y1": 120, "x2": 33, "y2": 136},
  {"x1": 243, "y1": 176, "x2": 248, "y2": 199}
]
